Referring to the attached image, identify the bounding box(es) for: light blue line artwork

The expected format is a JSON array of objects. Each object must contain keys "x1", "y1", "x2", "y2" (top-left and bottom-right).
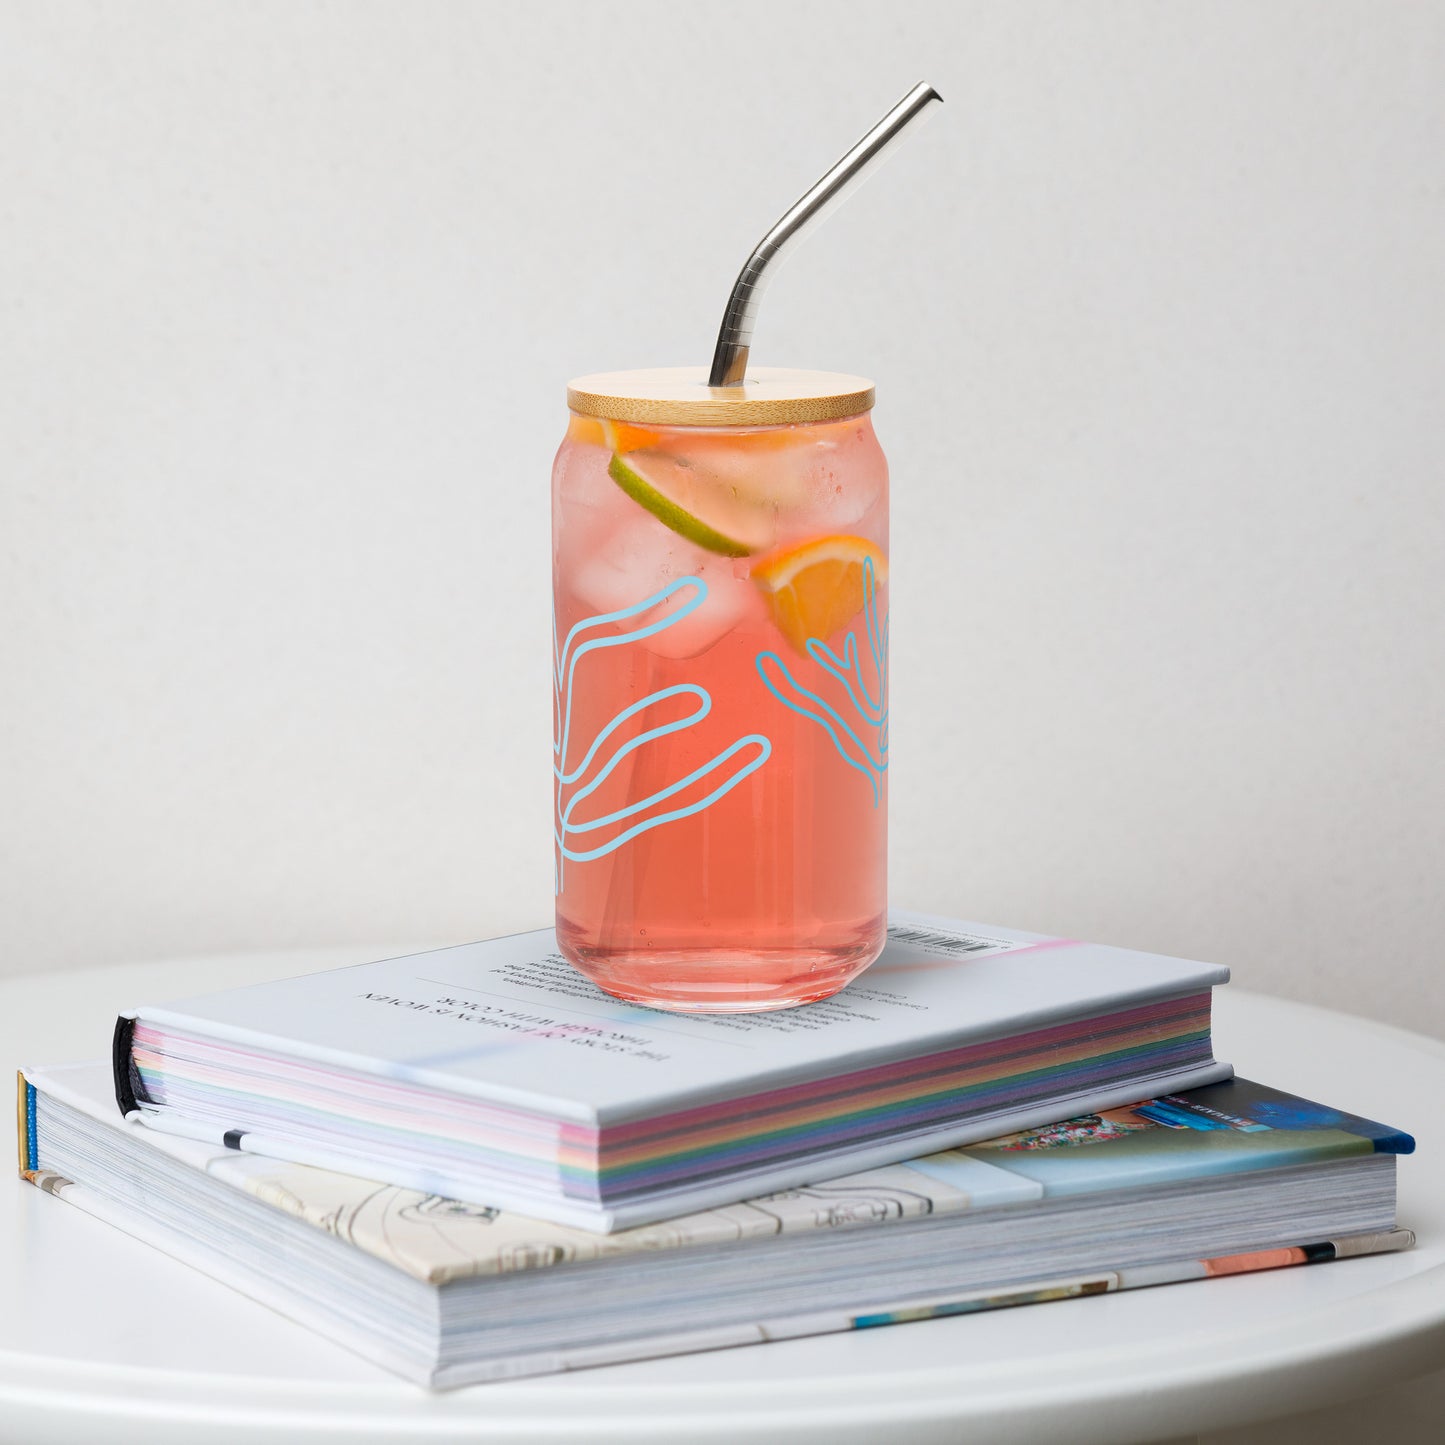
[
  {"x1": 553, "y1": 577, "x2": 771, "y2": 893},
  {"x1": 754, "y1": 554, "x2": 889, "y2": 805}
]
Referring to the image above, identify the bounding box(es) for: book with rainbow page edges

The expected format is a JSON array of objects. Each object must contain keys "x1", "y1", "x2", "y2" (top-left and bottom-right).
[
  {"x1": 113, "y1": 910, "x2": 1232, "y2": 1231},
  {"x1": 20, "y1": 1062, "x2": 1414, "y2": 1388}
]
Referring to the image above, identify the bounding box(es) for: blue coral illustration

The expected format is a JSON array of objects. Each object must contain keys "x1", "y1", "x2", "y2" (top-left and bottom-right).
[
  {"x1": 553, "y1": 577, "x2": 771, "y2": 893},
  {"x1": 755, "y1": 555, "x2": 889, "y2": 804}
]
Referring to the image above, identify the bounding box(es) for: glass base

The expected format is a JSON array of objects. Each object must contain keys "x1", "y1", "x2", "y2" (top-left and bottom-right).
[{"x1": 556, "y1": 923, "x2": 886, "y2": 1013}]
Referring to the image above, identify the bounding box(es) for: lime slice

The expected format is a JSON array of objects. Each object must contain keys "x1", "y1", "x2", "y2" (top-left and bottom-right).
[{"x1": 607, "y1": 451, "x2": 763, "y2": 557}]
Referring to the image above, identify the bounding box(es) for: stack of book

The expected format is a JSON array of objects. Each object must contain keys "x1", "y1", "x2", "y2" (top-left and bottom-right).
[{"x1": 20, "y1": 911, "x2": 1415, "y2": 1387}]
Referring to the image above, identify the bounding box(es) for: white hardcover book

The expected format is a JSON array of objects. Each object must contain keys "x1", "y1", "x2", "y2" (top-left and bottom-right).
[
  {"x1": 19, "y1": 1061, "x2": 1412, "y2": 1389},
  {"x1": 114, "y1": 909, "x2": 1232, "y2": 1230}
]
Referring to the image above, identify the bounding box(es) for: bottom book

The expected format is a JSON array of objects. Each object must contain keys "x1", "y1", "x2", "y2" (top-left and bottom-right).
[{"x1": 19, "y1": 1061, "x2": 1415, "y2": 1389}]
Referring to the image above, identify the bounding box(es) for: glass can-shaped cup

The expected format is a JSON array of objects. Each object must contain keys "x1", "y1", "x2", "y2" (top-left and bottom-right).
[{"x1": 552, "y1": 368, "x2": 888, "y2": 1012}]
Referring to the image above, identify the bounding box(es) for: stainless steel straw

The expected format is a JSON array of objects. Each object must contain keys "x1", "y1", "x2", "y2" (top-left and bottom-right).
[{"x1": 707, "y1": 81, "x2": 943, "y2": 388}]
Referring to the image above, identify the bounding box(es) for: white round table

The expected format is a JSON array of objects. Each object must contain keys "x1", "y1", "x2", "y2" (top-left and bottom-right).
[{"x1": 2, "y1": 948, "x2": 1442, "y2": 1444}]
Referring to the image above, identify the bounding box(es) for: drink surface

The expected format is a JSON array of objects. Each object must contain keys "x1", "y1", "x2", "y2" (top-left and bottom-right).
[{"x1": 552, "y1": 412, "x2": 888, "y2": 1011}]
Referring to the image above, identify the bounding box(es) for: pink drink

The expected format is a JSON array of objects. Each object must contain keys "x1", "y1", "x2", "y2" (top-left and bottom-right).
[{"x1": 552, "y1": 370, "x2": 888, "y2": 1011}]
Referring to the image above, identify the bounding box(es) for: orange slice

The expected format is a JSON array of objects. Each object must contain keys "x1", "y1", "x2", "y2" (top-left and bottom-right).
[
  {"x1": 567, "y1": 415, "x2": 660, "y2": 452},
  {"x1": 751, "y1": 535, "x2": 888, "y2": 655}
]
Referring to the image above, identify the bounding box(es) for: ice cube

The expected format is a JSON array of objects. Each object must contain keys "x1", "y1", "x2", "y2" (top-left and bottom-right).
[
  {"x1": 566, "y1": 515, "x2": 763, "y2": 661},
  {"x1": 640, "y1": 557, "x2": 765, "y2": 660}
]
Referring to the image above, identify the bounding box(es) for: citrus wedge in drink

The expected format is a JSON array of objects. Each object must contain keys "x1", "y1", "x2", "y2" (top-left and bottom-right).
[
  {"x1": 569, "y1": 414, "x2": 661, "y2": 452},
  {"x1": 751, "y1": 534, "x2": 888, "y2": 655},
  {"x1": 606, "y1": 450, "x2": 775, "y2": 557}
]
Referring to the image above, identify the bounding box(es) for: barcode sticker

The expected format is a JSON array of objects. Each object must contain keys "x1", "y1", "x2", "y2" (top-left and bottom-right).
[{"x1": 885, "y1": 925, "x2": 1025, "y2": 959}]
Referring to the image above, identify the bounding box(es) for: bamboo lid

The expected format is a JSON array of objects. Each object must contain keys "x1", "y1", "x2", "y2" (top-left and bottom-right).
[{"x1": 566, "y1": 367, "x2": 874, "y2": 427}]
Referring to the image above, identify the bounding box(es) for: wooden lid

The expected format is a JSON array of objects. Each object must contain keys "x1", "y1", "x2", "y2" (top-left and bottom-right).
[{"x1": 566, "y1": 367, "x2": 875, "y2": 427}]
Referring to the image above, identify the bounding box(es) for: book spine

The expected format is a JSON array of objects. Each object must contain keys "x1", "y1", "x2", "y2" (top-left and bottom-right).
[
  {"x1": 15, "y1": 1070, "x2": 37, "y2": 1176},
  {"x1": 112, "y1": 1013, "x2": 143, "y2": 1115},
  {"x1": 15, "y1": 1072, "x2": 80, "y2": 1196}
]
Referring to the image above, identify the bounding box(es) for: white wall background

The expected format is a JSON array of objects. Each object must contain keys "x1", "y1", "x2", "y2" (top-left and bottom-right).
[{"x1": 3, "y1": 0, "x2": 1444, "y2": 1045}]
